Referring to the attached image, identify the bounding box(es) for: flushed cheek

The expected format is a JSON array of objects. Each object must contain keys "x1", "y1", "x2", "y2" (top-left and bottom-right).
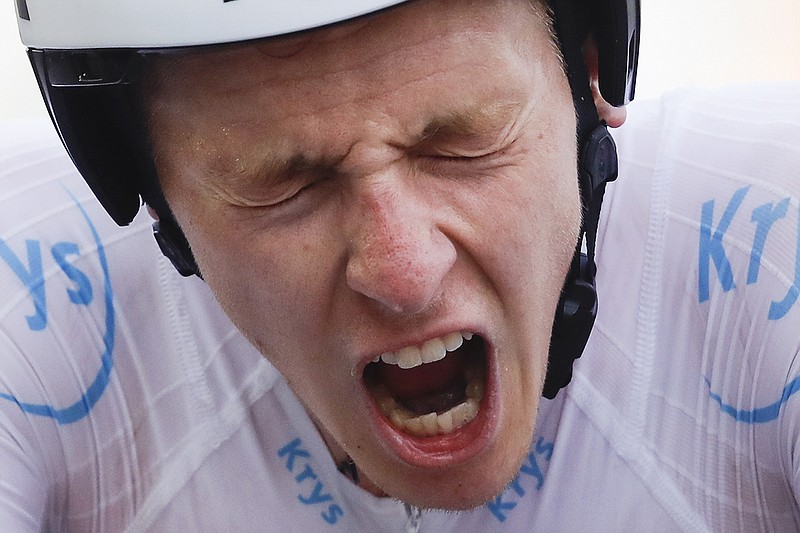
[
  {"x1": 200, "y1": 235, "x2": 357, "y2": 420},
  {"x1": 478, "y1": 173, "x2": 579, "y2": 305},
  {"x1": 179, "y1": 205, "x2": 339, "y2": 355},
  {"x1": 478, "y1": 168, "x2": 579, "y2": 393}
]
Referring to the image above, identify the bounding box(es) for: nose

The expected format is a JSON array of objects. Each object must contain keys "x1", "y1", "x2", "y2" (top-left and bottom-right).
[{"x1": 345, "y1": 181, "x2": 457, "y2": 314}]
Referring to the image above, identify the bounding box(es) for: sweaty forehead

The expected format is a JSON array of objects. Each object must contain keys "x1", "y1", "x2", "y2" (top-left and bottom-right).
[
  {"x1": 144, "y1": 0, "x2": 552, "y2": 96},
  {"x1": 142, "y1": 0, "x2": 560, "y2": 171}
]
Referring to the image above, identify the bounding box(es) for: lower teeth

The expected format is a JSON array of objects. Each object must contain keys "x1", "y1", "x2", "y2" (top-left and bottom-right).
[{"x1": 372, "y1": 368, "x2": 485, "y2": 437}]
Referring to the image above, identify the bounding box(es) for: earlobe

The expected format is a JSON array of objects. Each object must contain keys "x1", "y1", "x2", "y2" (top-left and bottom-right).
[
  {"x1": 583, "y1": 37, "x2": 627, "y2": 129},
  {"x1": 593, "y1": 81, "x2": 627, "y2": 129}
]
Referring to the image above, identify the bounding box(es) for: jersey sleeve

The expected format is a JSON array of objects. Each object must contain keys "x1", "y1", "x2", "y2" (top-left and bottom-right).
[
  {"x1": 0, "y1": 408, "x2": 48, "y2": 531},
  {"x1": 0, "y1": 118, "x2": 282, "y2": 531},
  {"x1": 0, "y1": 121, "x2": 66, "y2": 530}
]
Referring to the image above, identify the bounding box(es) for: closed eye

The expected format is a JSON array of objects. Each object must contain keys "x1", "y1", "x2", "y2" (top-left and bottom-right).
[
  {"x1": 216, "y1": 153, "x2": 337, "y2": 212},
  {"x1": 414, "y1": 139, "x2": 519, "y2": 174}
]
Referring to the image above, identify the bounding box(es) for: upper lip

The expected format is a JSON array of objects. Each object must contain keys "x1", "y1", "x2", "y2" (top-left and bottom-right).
[{"x1": 354, "y1": 326, "x2": 482, "y2": 376}]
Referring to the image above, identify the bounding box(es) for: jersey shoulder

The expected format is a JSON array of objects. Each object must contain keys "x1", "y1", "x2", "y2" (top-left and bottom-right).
[
  {"x1": 600, "y1": 82, "x2": 800, "y2": 417},
  {"x1": 575, "y1": 83, "x2": 800, "y2": 530}
]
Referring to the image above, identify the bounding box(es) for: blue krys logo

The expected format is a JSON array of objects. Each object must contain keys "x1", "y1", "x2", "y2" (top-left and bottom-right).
[
  {"x1": 699, "y1": 185, "x2": 799, "y2": 320},
  {"x1": 0, "y1": 190, "x2": 115, "y2": 424},
  {"x1": 278, "y1": 438, "x2": 345, "y2": 525},
  {"x1": 700, "y1": 185, "x2": 800, "y2": 423},
  {"x1": 486, "y1": 436, "x2": 554, "y2": 523}
]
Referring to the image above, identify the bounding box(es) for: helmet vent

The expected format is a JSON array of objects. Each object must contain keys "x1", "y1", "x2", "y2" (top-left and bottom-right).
[{"x1": 16, "y1": 0, "x2": 30, "y2": 21}]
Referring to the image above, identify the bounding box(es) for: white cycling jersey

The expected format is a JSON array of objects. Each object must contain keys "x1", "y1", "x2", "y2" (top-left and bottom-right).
[{"x1": 0, "y1": 82, "x2": 798, "y2": 532}]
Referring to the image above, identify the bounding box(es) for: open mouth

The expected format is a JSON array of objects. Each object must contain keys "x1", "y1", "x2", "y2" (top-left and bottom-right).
[{"x1": 363, "y1": 332, "x2": 486, "y2": 438}]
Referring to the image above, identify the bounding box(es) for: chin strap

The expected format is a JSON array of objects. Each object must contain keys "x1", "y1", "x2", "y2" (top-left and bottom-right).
[
  {"x1": 542, "y1": 123, "x2": 618, "y2": 399},
  {"x1": 147, "y1": 179, "x2": 201, "y2": 278},
  {"x1": 542, "y1": 0, "x2": 621, "y2": 399},
  {"x1": 152, "y1": 215, "x2": 201, "y2": 278},
  {"x1": 336, "y1": 457, "x2": 359, "y2": 484}
]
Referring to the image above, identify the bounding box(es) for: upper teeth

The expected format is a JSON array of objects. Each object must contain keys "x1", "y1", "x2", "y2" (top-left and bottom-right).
[{"x1": 375, "y1": 331, "x2": 474, "y2": 369}]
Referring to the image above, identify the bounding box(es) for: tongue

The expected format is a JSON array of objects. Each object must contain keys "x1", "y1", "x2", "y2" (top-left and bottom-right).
[
  {"x1": 378, "y1": 354, "x2": 463, "y2": 400},
  {"x1": 399, "y1": 377, "x2": 467, "y2": 415}
]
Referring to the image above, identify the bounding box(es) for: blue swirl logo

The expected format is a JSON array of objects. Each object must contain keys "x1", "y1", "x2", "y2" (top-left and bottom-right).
[{"x1": 0, "y1": 191, "x2": 115, "y2": 424}]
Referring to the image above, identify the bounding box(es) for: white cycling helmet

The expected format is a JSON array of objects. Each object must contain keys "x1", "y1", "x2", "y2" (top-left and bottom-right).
[
  {"x1": 14, "y1": 0, "x2": 640, "y2": 399},
  {"x1": 17, "y1": 0, "x2": 409, "y2": 49}
]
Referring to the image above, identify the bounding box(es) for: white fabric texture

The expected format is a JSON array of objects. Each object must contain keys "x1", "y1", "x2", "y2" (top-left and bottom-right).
[{"x1": 0, "y1": 83, "x2": 798, "y2": 531}]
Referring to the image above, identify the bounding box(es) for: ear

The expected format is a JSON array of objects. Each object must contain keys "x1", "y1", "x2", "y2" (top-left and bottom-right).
[{"x1": 583, "y1": 37, "x2": 627, "y2": 129}]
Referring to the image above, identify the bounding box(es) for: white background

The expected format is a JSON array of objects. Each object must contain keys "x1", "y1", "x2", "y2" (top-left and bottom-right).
[{"x1": 1, "y1": 1, "x2": 799, "y2": 121}]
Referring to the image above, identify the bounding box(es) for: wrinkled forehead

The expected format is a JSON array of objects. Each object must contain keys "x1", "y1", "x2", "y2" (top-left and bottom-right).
[{"x1": 141, "y1": 0, "x2": 554, "y2": 103}]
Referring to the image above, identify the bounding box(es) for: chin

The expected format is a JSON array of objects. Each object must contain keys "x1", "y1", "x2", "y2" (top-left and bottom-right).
[{"x1": 381, "y1": 436, "x2": 535, "y2": 511}]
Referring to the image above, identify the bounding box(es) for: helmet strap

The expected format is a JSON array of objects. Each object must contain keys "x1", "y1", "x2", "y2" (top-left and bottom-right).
[
  {"x1": 542, "y1": 0, "x2": 619, "y2": 399},
  {"x1": 152, "y1": 214, "x2": 202, "y2": 278}
]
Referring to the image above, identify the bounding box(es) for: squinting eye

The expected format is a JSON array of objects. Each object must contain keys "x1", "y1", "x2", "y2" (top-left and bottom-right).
[
  {"x1": 261, "y1": 169, "x2": 338, "y2": 212},
  {"x1": 430, "y1": 138, "x2": 518, "y2": 165},
  {"x1": 420, "y1": 150, "x2": 498, "y2": 168},
  {"x1": 269, "y1": 180, "x2": 317, "y2": 207},
  {"x1": 440, "y1": 153, "x2": 490, "y2": 162}
]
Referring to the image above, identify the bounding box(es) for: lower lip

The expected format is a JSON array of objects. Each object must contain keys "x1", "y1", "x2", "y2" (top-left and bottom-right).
[{"x1": 362, "y1": 346, "x2": 499, "y2": 468}]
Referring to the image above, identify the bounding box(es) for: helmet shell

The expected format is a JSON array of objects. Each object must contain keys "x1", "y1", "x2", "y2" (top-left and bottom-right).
[{"x1": 17, "y1": 0, "x2": 408, "y2": 49}]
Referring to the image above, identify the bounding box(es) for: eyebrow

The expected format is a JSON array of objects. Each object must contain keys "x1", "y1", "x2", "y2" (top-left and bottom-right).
[
  {"x1": 206, "y1": 150, "x2": 336, "y2": 187},
  {"x1": 203, "y1": 99, "x2": 525, "y2": 183},
  {"x1": 416, "y1": 99, "x2": 524, "y2": 148}
]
